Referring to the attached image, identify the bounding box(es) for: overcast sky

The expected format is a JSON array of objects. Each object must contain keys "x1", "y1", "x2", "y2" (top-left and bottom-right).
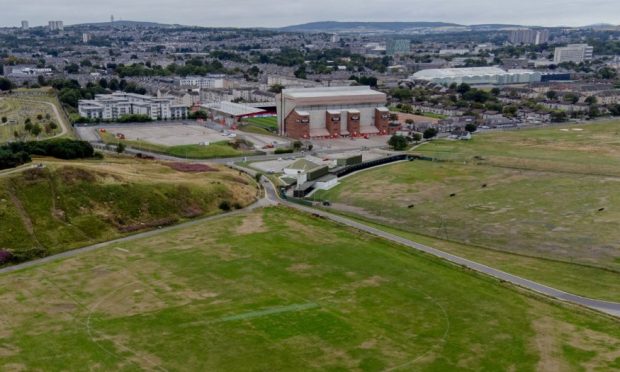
[{"x1": 2, "y1": 0, "x2": 619, "y2": 28}]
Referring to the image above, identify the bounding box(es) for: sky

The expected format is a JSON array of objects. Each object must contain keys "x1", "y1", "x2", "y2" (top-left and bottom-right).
[{"x1": 1, "y1": 0, "x2": 619, "y2": 28}]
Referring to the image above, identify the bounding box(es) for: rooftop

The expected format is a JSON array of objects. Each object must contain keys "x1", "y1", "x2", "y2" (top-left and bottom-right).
[
  {"x1": 281, "y1": 86, "x2": 386, "y2": 100},
  {"x1": 412, "y1": 67, "x2": 538, "y2": 79}
]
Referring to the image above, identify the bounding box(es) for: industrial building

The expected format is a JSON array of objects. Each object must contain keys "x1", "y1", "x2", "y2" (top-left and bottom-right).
[
  {"x1": 410, "y1": 67, "x2": 543, "y2": 86},
  {"x1": 78, "y1": 92, "x2": 188, "y2": 121},
  {"x1": 553, "y1": 44, "x2": 594, "y2": 64},
  {"x1": 276, "y1": 86, "x2": 391, "y2": 139}
]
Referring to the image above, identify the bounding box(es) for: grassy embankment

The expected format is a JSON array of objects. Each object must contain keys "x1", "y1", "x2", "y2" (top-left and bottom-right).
[{"x1": 0, "y1": 157, "x2": 257, "y2": 264}]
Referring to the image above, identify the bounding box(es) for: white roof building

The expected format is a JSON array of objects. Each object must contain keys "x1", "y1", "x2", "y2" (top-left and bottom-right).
[{"x1": 410, "y1": 67, "x2": 542, "y2": 86}]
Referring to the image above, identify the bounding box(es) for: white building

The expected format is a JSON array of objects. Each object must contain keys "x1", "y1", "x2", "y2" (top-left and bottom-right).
[
  {"x1": 410, "y1": 67, "x2": 542, "y2": 86},
  {"x1": 82, "y1": 33, "x2": 92, "y2": 43},
  {"x1": 509, "y1": 29, "x2": 549, "y2": 45},
  {"x1": 554, "y1": 44, "x2": 594, "y2": 64},
  {"x1": 21, "y1": 21, "x2": 29, "y2": 30},
  {"x1": 48, "y1": 21, "x2": 64, "y2": 31},
  {"x1": 78, "y1": 92, "x2": 188, "y2": 121},
  {"x1": 179, "y1": 75, "x2": 226, "y2": 89}
]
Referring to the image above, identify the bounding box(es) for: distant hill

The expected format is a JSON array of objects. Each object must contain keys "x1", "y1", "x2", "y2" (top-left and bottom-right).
[
  {"x1": 279, "y1": 21, "x2": 464, "y2": 33},
  {"x1": 71, "y1": 20, "x2": 175, "y2": 28}
]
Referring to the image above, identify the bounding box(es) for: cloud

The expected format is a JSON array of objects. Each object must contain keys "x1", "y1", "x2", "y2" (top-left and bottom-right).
[{"x1": 2, "y1": 0, "x2": 618, "y2": 27}]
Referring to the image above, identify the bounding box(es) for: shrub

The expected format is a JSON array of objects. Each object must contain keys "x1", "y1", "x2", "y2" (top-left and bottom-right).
[
  {"x1": 0, "y1": 249, "x2": 13, "y2": 265},
  {"x1": 219, "y1": 200, "x2": 232, "y2": 211},
  {"x1": 274, "y1": 148, "x2": 294, "y2": 154}
]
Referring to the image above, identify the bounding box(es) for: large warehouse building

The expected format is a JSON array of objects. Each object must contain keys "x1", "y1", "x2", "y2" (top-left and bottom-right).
[
  {"x1": 410, "y1": 67, "x2": 542, "y2": 86},
  {"x1": 276, "y1": 86, "x2": 391, "y2": 139}
]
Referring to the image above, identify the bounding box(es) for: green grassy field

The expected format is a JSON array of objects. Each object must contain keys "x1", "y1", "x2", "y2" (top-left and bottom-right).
[
  {"x1": 0, "y1": 158, "x2": 257, "y2": 264},
  {"x1": 241, "y1": 116, "x2": 278, "y2": 135},
  {"x1": 99, "y1": 132, "x2": 256, "y2": 159},
  {"x1": 0, "y1": 97, "x2": 62, "y2": 142},
  {"x1": 1, "y1": 207, "x2": 619, "y2": 371},
  {"x1": 314, "y1": 121, "x2": 620, "y2": 301}
]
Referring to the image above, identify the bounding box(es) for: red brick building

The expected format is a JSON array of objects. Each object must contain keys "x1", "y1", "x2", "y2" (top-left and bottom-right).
[{"x1": 276, "y1": 86, "x2": 392, "y2": 139}]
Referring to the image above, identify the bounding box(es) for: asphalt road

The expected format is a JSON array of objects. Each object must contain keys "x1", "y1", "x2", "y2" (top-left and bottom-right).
[{"x1": 260, "y1": 181, "x2": 620, "y2": 318}]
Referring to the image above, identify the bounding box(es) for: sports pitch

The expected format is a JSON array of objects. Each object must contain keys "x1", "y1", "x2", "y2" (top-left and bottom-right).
[{"x1": 1, "y1": 207, "x2": 619, "y2": 370}]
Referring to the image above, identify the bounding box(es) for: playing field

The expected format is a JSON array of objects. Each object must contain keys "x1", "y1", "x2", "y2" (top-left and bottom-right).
[
  {"x1": 1, "y1": 207, "x2": 618, "y2": 371},
  {"x1": 241, "y1": 116, "x2": 278, "y2": 135},
  {"x1": 314, "y1": 121, "x2": 620, "y2": 301}
]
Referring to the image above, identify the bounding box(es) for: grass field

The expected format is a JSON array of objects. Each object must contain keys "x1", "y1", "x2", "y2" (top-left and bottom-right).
[
  {"x1": 99, "y1": 132, "x2": 256, "y2": 159},
  {"x1": 314, "y1": 121, "x2": 620, "y2": 300},
  {"x1": 0, "y1": 207, "x2": 619, "y2": 371},
  {"x1": 241, "y1": 116, "x2": 278, "y2": 135},
  {"x1": 0, "y1": 97, "x2": 62, "y2": 142},
  {"x1": 0, "y1": 157, "x2": 257, "y2": 264}
]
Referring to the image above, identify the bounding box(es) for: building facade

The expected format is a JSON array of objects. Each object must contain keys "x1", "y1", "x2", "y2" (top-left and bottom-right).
[
  {"x1": 554, "y1": 44, "x2": 594, "y2": 64},
  {"x1": 78, "y1": 92, "x2": 188, "y2": 121},
  {"x1": 386, "y1": 39, "x2": 411, "y2": 56},
  {"x1": 48, "y1": 21, "x2": 64, "y2": 31},
  {"x1": 21, "y1": 21, "x2": 29, "y2": 30},
  {"x1": 509, "y1": 29, "x2": 549, "y2": 45},
  {"x1": 179, "y1": 75, "x2": 226, "y2": 89},
  {"x1": 277, "y1": 86, "x2": 390, "y2": 139}
]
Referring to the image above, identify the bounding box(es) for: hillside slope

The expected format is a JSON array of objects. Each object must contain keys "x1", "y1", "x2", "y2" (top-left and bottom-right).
[{"x1": 0, "y1": 158, "x2": 257, "y2": 264}]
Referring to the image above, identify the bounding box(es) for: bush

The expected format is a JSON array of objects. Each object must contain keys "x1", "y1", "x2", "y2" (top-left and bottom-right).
[
  {"x1": 0, "y1": 250, "x2": 12, "y2": 265},
  {"x1": 423, "y1": 128, "x2": 438, "y2": 140},
  {"x1": 219, "y1": 200, "x2": 232, "y2": 211},
  {"x1": 388, "y1": 135, "x2": 408, "y2": 151},
  {"x1": 274, "y1": 148, "x2": 294, "y2": 154},
  {"x1": 465, "y1": 123, "x2": 478, "y2": 133}
]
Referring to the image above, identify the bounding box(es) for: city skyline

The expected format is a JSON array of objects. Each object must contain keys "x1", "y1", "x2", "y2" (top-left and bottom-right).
[{"x1": 1, "y1": 0, "x2": 619, "y2": 28}]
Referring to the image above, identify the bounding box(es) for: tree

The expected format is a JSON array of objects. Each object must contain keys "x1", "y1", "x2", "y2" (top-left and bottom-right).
[
  {"x1": 64, "y1": 63, "x2": 80, "y2": 74},
  {"x1": 585, "y1": 96, "x2": 598, "y2": 106},
  {"x1": 464, "y1": 123, "x2": 478, "y2": 133},
  {"x1": 563, "y1": 93, "x2": 579, "y2": 104},
  {"x1": 598, "y1": 67, "x2": 617, "y2": 80},
  {"x1": 269, "y1": 84, "x2": 284, "y2": 94},
  {"x1": 388, "y1": 135, "x2": 408, "y2": 151},
  {"x1": 390, "y1": 87, "x2": 413, "y2": 101},
  {"x1": 423, "y1": 128, "x2": 438, "y2": 140},
  {"x1": 294, "y1": 65, "x2": 307, "y2": 79},
  {"x1": 116, "y1": 142, "x2": 126, "y2": 154},
  {"x1": 292, "y1": 140, "x2": 303, "y2": 151},
  {"x1": 1, "y1": 117, "x2": 6, "y2": 123},
  {"x1": 0, "y1": 77, "x2": 13, "y2": 91},
  {"x1": 456, "y1": 83, "x2": 471, "y2": 94},
  {"x1": 546, "y1": 90, "x2": 558, "y2": 100},
  {"x1": 31, "y1": 124, "x2": 42, "y2": 137},
  {"x1": 490, "y1": 88, "x2": 501, "y2": 96},
  {"x1": 550, "y1": 110, "x2": 567, "y2": 123},
  {"x1": 412, "y1": 133, "x2": 422, "y2": 142}
]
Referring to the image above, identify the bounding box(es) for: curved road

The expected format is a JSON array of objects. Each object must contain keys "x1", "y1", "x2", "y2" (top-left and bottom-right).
[{"x1": 264, "y1": 183, "x2": 620, "y2": 318}]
